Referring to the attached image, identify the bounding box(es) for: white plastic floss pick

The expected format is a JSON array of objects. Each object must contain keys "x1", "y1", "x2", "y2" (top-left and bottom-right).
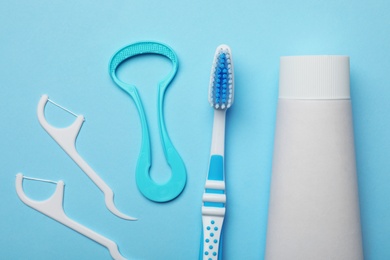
[
  {"x1": 15, "y1": 174, "x2": 126, "y2": 260},
  {"x1": 265, "y1": 56, "x2": 363, "y2": 260}
]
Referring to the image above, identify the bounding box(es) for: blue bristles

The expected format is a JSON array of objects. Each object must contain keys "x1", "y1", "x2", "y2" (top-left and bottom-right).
[{"x1": 209, "y1": 45, "x2": 234, "y2": 110}]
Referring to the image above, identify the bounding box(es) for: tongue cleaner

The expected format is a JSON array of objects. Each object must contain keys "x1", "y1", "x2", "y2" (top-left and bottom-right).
[{"x1": 109, "y1": 41, "x2": 187, "y2": 202}]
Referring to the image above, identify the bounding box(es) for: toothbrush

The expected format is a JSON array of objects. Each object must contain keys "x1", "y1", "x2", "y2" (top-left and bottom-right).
[{"x1": 200, "y1": 45, "x2": 234, "y2": 260}]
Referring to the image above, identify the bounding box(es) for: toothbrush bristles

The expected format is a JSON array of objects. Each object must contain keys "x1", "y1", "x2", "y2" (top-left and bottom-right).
[{"x1": 209, "y1": 45, "x2": 234, "y2": 110}]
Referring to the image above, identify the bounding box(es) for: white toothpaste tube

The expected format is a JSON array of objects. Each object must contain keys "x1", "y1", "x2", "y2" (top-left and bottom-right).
[{"x1": 265, "y1": 56, "x2": 363, "y2": 260}]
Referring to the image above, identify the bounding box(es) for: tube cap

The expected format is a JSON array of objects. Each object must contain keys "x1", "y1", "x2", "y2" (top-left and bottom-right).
[{"x1": 279, "y1": 56, "x2": 350, "y2": 99}]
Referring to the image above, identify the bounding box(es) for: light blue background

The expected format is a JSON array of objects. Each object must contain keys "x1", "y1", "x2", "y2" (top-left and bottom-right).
[{"x1": 1, "y1": 0, "x2": 389, "y2": 259}]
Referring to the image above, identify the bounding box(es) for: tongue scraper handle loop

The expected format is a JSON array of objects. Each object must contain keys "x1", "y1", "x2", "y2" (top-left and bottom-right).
[
  {"x1": 37, "y1": 95, "x2": 136, "y2": 221},
  {"x1": 15, "y1": 174, "x2": 126, "y2": 260},
  {"x1": 109, "y1": 41, "x2": 186, "y2": 202}
]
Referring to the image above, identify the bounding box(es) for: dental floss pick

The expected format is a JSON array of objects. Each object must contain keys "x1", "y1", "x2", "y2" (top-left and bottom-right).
[
  {"x1": 266, "y1": 56, "x2": 363, "y2": 260},
  {"x1": 15, "y1": 174, "x2": 127, "y2": 260},
  {"x1": 37, "y1": 94, "x2": 137, "y2": 221}
]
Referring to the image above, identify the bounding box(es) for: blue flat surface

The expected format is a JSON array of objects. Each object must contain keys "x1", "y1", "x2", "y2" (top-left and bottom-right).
[{"x1": 1, "y1": 0, "x2": 390, "y2": 259}]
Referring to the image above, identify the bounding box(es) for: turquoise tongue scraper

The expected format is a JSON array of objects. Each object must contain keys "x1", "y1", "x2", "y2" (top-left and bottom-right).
[{"x1": 109, "y1": 41, "x2": 186, "y2": 202}]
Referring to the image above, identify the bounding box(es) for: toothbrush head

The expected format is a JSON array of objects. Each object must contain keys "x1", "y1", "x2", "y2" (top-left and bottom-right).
[{"x1": 209, "y1": 44, "x2": 234, "y2": 110}]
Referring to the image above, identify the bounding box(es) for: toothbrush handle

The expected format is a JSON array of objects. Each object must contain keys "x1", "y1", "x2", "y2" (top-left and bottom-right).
[
  {"x1": 201, "y1": 215, "x2": 224, "y2": 260},
  {"x1": 201, "y1": 156, "x2": 226, "y2": 260}
]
